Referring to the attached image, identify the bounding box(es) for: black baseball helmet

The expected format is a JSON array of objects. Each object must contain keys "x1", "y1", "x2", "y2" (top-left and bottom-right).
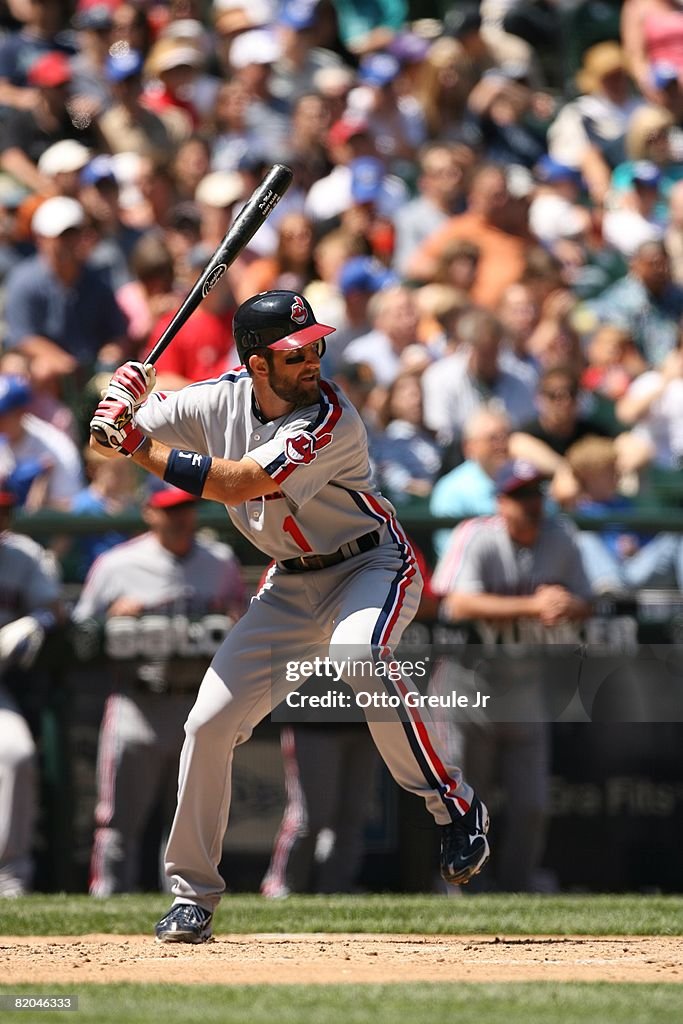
[{"x1": 233, "y1": 290, "x2": 335, "y2": 366}]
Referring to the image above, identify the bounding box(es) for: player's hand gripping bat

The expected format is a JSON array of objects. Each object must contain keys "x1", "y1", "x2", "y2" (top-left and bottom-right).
[{"x1": 91, "y1": 163, "x2": 294, "y2": 447}]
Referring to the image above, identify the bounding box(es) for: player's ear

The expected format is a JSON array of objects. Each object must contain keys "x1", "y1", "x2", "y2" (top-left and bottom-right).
[{"x1": 248, "y1": 352, "x2": 269, "y2": 378}]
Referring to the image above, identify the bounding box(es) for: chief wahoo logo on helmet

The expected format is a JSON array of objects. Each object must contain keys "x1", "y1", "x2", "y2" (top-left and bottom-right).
[{"x1": 290, "y1": 295, "x2": 308, "y2": 325}]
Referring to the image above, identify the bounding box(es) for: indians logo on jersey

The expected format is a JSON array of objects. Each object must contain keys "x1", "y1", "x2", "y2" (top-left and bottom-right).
[
  {"x1": 285, "y1": 430, "x2": 332, "y2": 465},
  {"x1": 290, "y1": 295, "x2": 308, "y2": 324}
]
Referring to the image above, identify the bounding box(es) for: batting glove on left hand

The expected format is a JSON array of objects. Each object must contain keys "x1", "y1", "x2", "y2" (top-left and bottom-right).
[
  {"x1": 90, "y1": 397, "x2": 146, "y2": 456},
  {"x1": 103, "y1": 361, "x2": 156, "y2": 410}
]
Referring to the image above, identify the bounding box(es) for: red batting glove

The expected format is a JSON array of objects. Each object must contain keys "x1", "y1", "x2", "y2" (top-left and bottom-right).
[
  {"x1": 104, "y1": 361, "x2": 156, "y2": 409},
  {"x1": 90, "y1": 397, "x2": 146, "y2": 456}
]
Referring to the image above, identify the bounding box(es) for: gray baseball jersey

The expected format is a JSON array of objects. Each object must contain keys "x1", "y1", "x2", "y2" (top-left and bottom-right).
[
  {"x1": 0, "y1": 533, "x2": 60, "y2": 627},
  {"x1": 132, "y1": 370, "x2": 478, "y2": 912},
  {"x1": 432, "y1": 514, "x2": 593, "y2": 600},
  {"x1": 73, "y1": 533, "x2": 244, "y2": 621},
  {"x1": 0, "y1": 531, "x2": 60, "y2": 895},
  {"x1": 74, "y1": 531, "x2": 246, "y2": 897},
  {"x1": 135, "y1": 373, "x2": 397, "y2": 562}
]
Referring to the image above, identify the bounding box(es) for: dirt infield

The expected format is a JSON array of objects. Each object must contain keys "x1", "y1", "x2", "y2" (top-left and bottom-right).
[{"x1": 2, "y1": 934, "x2": 682, "y2": 985}]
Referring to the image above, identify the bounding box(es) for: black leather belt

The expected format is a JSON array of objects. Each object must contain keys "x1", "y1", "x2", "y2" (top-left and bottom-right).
[{"x1": 278, "y1": 530, "x2": 381, "y2": 573}]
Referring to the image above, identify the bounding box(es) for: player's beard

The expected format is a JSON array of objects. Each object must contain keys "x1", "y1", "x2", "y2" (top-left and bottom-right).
[{"x1": 267, "y1": 366, "x2": 320, "y2": 408}]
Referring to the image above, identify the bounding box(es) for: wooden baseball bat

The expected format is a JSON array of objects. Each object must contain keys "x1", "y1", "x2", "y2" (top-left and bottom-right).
[{"x1": 91, "y1": 163, "x2": 293, "y2": 445}]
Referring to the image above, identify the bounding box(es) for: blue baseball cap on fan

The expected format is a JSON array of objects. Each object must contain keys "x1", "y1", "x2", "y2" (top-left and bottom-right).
[
  {"x1": 81, "y1": 154, "x2": 117, "y2": 186},
  {"x1": 358, "y1": 52, "x2": 400, "y2": 88},
  {"x1": 632, "y1": 160, "x2": 662, "y2": 187},
  {"x1": 350, "y1": 157, "x2": 384, "y2": 204},
  {"x1": 651, "y1": 61, "x2": 679, "y2": 90},
  {"x1": 105, "y1": 49, "x2": 144, "y2": 82},
  {"x1": 0, "y1": 375, "x2": 31, "y2": 416},
  {"x1": 278, "y1": 0, "x2": 317, "y2": 30},
  {"x1": 339, "y1": 256, "x2": 397, "y2": 295}
]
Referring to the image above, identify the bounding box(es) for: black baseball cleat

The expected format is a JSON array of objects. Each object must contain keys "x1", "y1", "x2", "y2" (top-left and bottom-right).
[
  {"x1": 440, "y1": 796, "x2": 490, "y2": 886},
  {"x1": 155, "y1": 903, "x2": 213, "y2": 943}
]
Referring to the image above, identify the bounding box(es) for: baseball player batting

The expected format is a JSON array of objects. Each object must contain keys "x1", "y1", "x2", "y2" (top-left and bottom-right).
[{"x1": 89, "y1": 290, "x2": 490, "y2": 943}]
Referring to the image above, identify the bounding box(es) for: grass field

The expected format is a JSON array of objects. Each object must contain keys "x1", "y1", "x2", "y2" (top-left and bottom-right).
[
  {"x1": 1, "y1": 892, "x2": 682, "y2": 936},
  {"x1": 2, "y1": 894, "x2": 682, "y2": 1024}
]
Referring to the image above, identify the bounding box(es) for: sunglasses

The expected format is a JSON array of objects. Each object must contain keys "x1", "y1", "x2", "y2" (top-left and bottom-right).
[{"x1": 283, "y1": 339, "x2": 326, "y2": 364}]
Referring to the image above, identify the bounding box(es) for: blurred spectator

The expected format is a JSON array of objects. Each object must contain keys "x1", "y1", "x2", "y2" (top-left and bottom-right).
[
  {"x1": 407, "y1": 164, "x2": 532, "y2": 309},
  {"x1": 3, "y1": 197, "x2": 129, "y2": 386},
  {"x1": 431, "y1": 458, "x2": 592, "y2": 892},
  {"x1": 0, "y1": 480, "x2": 62, "y2": 896},
  {"x1": 370, "y1": 370, "x2": 442, "y2": 506},
  {"x1": 111, "y1": 2, "x2": 154, "y2": 58},
  {"x1": 547, "y1": 42, "x2": 642, "y2": 206},
  {"x1": 142, "y1": 38, "x2": 204, "y2": 142},
  {"x1": 528, "y1": 156, "x2": 590, "y2": 255},
  {"x1": 415, "y1": 36, "x2": 478, "y2": 139},
  {"x1": 284, "y1": 93, "x2": 331, "y2": 186},
  {"x1": 511, "y1": 366, "x2": 613, "y2": 473},
  {"x1": 430, "y1": 406, "x2": 511, "y2": 558},
  {"x1": 320, "y1": 253, "x2": 396, "y2": 374},
  {"x1": 194, "y1": 169, "x2": 244, "y2": 252},
  {"x1": 421, "y1": 308, "x2": 535, "y2": 446},
  {"x1": 208, "y1": 79, "x2": 254, "y2": 173},
  {"x1": 581, "y1": 325, "x2": 647, "y2": 404},
  {"x1": 414, "y1": 282, "x2": 471, "y2": 351},
  {"x1": 79, "y1": 155, "x2": 145, "y2": 292},
  {"x1": 392, "y1": 142, "x2": 465, "y2": 277},
  {"x1": 0, "y1": 349, "x2": 78, "y2": 442},
  {"x1": 566, "y1": 436, "x2": 683, "y2": 592},
  {"x1": 611, "y1": 106, "x2": 682, "y2": 203},
  {"x1": 496, "y1": 282, "x2": 541, "y2": 388},
  {"x1": 602, "y1": 160, "x2": 666, "y2": 258},
  {"x1": 305, "y1": 114, "x2": 375, "y2": 222},
  {"x1": 665, "y1": 179, "x2": 683, "y2": 283},
  {"x1": 347, "y1": 51, "x2": 427, "y2": 162},
  {"x1": 343, "y1": 284, "x2": 421, "y2": 389},
  {"x1": 69, "y1": 3, "x2": 114, "y2": 120},
  {"x1": 616, "y1": 343, "x2": 683, "y2": 469},
  {"x1": 337, "y1": 155, "x2": 406, "y2": 262},
  {"x1": 170, "y1": 134, "x2": 211, "y2": 202},
  {"x1": 227, "y1": 27, "x2": 289, "y2": 159},
  {"x1": 160, "y1": 198, "x2": 202, "y2": 289},
  {"x1": 270, "y1": 0, "x2": 343, "y2": 107},
  {"x1": 98, "y1": 49, "x2": 174, "y2": 161},
  {"x1": 333, "y1": 0, "x2": 406, "y2": 55},
  {"x1": 0, "y1": 375, "x2": 83, "y2": 510},
  {"x1": 588, "y1": 240, "x2": 683, "y2": 366},
  {"x1": 115, "y1": 232, "x2": 181, "y2": 352},
  {"x1": 36, "y1": 138, "x2": 91, "y2": 199},
  {"x1": 303, "y1": 229, "x2": 360, "y2": 332},
  {"x1": 234, "y1": 212, "x2": 316, "y2": 305},
  {"x1": 0, "y1": 0, "x2": 74, "y2": 112},
  {"x1": 68, "y1": 446, "x2": 140, "y2": 582},
  {"x1": 0, "y1": 50, "x2": 104, "y2": 194},
  {"x1": 72, "y1": 485, "x2": 246, "y2": 896},
  {"x1": 152, "y1": 244, "x2": 238, "y2": 387},
  {"x1": 621, "y1": 0, "x2": 683, "y2": 102},
  {"x1": 433, "y1": 238, "x2": 481, "y2": 296},
  {"x1": 464, "y1": 64, "x2": 550, "y2": 170}
]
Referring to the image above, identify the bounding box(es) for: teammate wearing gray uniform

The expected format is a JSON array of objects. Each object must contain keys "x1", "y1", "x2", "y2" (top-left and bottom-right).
[
  {"x1": 431, "y1": 458, "x2": 593, "y2": 891},
  {"x1": 72, "y1": 485, "x2": 245, "y2": 896},
  {"x1": 0, "y1": 483, "x2": 61, "y2": 896},
  {"x1": 89, "y1": 290, "x2": 490, "y2": 942}
]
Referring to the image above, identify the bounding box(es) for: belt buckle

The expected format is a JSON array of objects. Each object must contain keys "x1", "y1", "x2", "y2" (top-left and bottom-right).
[{"x1": 306, "y1": 554, "x2": 326, "y2": 570}]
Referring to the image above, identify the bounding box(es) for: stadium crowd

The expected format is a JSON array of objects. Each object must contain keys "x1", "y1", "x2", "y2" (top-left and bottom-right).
[{"x1": 1, "y1": 0, "x2": 683, "y2": 896}]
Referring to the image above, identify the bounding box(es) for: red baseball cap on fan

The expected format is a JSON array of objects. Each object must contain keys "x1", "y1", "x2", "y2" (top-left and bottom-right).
[
  {"x1": 326, "y1": 116, "x2": 369, "y2": 148},
  {"x1": 145, "y1": 484, "x2": 197, "y2": 509},
  {"x1": 27, "y1": 52, "x2": 72, "y2": 88}
]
